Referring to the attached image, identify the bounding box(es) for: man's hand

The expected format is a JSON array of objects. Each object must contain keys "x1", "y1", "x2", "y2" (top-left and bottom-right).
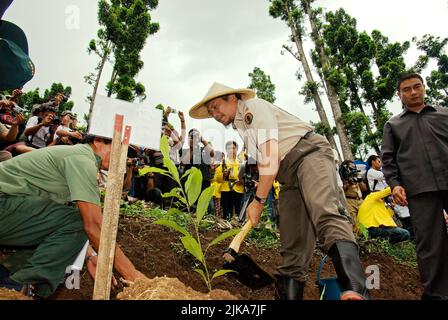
[
  {"x1": 42, "y1": 113, "x2": 54, "y2": 126},
  {"x1": 86, "y1": 255, "x2": 118, "y2": 288},
  {"x1": 178, "y1": 111, "x2": 185, "y2": 122},
  {"x1": 246, "y1": 200, "x2": 264, "y2": 227},
  {"x1": 392, "y1": 186, "x2": 408, "y2": 206},
  {"x1": 164, "y1": 106, "x2": 173, "y2": 118},
  {"x1": 70, "y1": 131, "x2": 83, "y2": 140},
  {"x1": 12, "y1": 113, "x2": 25, "y2": 126},
  {"x1": 12, "y1": 89, "x2": 23, "y2": 98}
]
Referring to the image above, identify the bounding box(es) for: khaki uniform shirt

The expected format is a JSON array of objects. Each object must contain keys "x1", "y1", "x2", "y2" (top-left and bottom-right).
[{"x1": 232, "y1": 98, "x2": 313, "y2": 161}]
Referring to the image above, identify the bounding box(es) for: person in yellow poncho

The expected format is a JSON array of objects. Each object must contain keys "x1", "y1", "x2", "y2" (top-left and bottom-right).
[
  {"x1": 213, "y1": 141, "x2": 243, "y2": 220},
  {"x1": 357, "y1": 187, "x2": 410, "y2": 244}
]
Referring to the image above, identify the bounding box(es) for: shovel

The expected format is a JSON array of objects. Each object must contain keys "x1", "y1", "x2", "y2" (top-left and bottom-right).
[{"x1": 223, "y1": 220, "x2": 275, "y2": 289}]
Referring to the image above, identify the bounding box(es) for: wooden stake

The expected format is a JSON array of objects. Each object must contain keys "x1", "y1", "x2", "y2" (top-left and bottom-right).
[{"x1": 93, "y1": 115, "x2": 132, "y2": 300}]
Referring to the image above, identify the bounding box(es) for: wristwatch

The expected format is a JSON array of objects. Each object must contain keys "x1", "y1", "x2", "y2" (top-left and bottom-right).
[{"x1": 254, "y1": 195, "x2": 267, "y2": 204}]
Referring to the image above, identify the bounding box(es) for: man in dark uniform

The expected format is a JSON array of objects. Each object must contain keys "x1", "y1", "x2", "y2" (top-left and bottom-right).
[
  {"x1": 381, "y1": 73, "x2": 448, "y2": 300},
  {"x1": 189, "y1": 82, "x2": 368, "y2": 300}
]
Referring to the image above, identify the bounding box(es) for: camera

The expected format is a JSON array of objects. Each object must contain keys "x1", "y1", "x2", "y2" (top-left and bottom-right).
[
  {"x1": 129, "y1": 156, "x2": 148, "y2": 167},
  {"x1": 242, "y1": 161, "x2": 258, "y2": 192},
  {"x1": 12, "y1": 105, "x2": 25, "y2": 115},
  {"x1": 52, "y1": 116, "x2": 61, "y2": 126},
  {"x1": 339, "y1": 162, "x2": 363, "y2": 184}
]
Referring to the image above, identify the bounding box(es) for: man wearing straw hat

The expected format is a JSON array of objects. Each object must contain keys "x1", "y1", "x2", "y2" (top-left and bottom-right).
[{"x1": 189, "y1": 83, "x2": 368, "y2": 300}]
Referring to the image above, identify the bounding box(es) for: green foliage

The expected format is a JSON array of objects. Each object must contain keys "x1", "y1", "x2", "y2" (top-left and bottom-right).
[
  {"x1": 299, "y1": 80, "x2": 320, "y2": 104},
  {"x1": 341, "y1": 111, "x2": 369, "y2": 158},
  {"x1": 311, "y1": 121, "x2": 333, "y2": 137},
  {"x1": 150, "y1": 136, "x2": 240, "y2": 291},
  {"x1": 412, "y1": 35, "x2": 448, "y2": 107},
  {"x1": 86, "y1": 0, "x2": 160, "y2": 104},
  {"x1": 247, "y1": 207, "x2": 279, "y2": 249},
  {"x1": 359, "y1": 236, "x2": 417, "y2": 268},
  {"x1": 319, "y1": 8, "x2": 410, "y2": 154},
  {"x1": 248, "y1": 67, "x2": 277, "y2": 103}
]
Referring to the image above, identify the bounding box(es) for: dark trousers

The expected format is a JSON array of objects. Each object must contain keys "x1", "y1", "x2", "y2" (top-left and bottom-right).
[
  {"x1": 407, "y1": 190, "x2": 448, "y2": 298},
  {"x1": 221, "y1": 191, "x2": 243, "y2": 220},
  {"x1": 0, "y1": 195, "x2": 87, "y2": 298},
  {"x1": 368, "y1": 226, "x2": 411, "y2": 244}
]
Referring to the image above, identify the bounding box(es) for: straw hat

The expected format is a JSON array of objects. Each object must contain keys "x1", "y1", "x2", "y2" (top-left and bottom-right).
[{"x1": 189, "y1": 82, "x2": 256, "y2": 119}]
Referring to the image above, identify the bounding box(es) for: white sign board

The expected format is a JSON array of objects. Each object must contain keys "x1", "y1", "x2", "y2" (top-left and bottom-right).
[{"x1": 89, "y1": 95, "x2": 162, "y2": 150}]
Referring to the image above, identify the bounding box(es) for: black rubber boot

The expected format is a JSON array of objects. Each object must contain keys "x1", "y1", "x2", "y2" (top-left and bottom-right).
[
  {"x1": 274, "y1": 275, "x2": 304, "y2": 300},
  {"x1": 328, "y1": 241, "x2": 369, "y2": 300}
]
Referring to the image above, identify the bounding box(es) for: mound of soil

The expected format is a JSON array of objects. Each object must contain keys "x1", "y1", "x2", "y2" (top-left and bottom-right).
[
  {"x1": 0, "y1": 288, "x2": 31, "y2": 300},
  {"x1": 117, "y1": 276, "x2": 238, "y2": 300},
  {"x1": 3, "y1": 215, "x2": 423, "y2": 300}
]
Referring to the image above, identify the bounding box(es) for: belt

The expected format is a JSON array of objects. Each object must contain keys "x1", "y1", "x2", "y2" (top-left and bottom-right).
[
  {"x1": 303, "y1": 130, "x2": 315, "y2": 139},
  {"x1": 346, "y1": 196, "x2": 361, "y2": 200}
]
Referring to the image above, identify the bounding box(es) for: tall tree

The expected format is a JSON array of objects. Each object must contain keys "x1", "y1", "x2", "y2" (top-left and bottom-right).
[
  {"x1": 320, "y1": 8, "x2": 410, "y2": 155},
  {"x1": 413, "y1": 34, "x2": 448, "y2": 107},
  {"x1": 302, "y1": 0, "x2": 353, "y2": 160},
  {"x1": 248, "y1": 67, "x2": 277, "y2": 103},
  {"x1": 268, "y1": 0, "x2": 340, "y2": 159},
  {"x1": 85, "y1": 0, "x2": 159, "y2": 126}
]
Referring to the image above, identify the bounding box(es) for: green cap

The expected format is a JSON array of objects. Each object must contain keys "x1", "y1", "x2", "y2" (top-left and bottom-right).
[{"x1": 0, "y1": 20, "x2": 35, "y2": 90}]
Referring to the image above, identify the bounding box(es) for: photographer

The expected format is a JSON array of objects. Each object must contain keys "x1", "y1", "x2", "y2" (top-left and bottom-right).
[
  {"x1": 0, "y1": 101, "x2": 34, "y2": 155},
  {"x1": 339, "y1": 160, "x2": 367, "y2": 229},
  {"x1": 180, "y1": 129, "x2": 215, "y2": 192},
  {"x1": 23, "y1": 106, "x2": 57, "y2": 149},
  {"x1": 51, "y1": 110, "x2": 83, "y2": 145},
  {"x1": 213, "y1": 141, "x2": 243, "y2": 220}
]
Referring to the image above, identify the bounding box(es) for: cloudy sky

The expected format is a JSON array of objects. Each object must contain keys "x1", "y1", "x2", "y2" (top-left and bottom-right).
[{"x1": 4, "y1": 0, "x2": 448, "y2": 152}]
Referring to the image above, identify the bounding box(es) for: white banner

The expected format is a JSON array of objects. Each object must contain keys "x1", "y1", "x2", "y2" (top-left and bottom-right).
[{"x1": 89, "y1": 95, "x2": 162, "y2": 150}]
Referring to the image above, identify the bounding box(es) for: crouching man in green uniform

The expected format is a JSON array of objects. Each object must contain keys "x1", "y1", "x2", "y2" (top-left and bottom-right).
[{"x1": 0, "y1": 135, "x2": 145, "y2": 298}]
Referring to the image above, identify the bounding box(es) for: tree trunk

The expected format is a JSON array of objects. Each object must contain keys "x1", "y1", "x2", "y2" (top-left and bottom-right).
[
  {"x1": 304, "y1": 0, "x2": 353, "y2": 160},
  {"x1": 283, "y1": 3, "x2": 340, "y2": 157},
  {"x1": 107, "y1": 68, "x2": 118, "y2": 98},
  {"x1": 87, "y1": 43, "x2": 110, "y2": 131}
]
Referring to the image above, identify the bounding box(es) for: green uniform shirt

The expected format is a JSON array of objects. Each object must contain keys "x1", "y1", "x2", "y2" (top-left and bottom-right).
[{"x1": 0, "y1": 144, "x2": 101, "y2": 205}]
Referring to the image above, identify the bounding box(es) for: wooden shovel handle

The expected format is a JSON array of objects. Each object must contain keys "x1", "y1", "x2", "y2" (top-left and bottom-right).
[{"x1": 229, "y1": 220, "x2": 253, "y2": 254}]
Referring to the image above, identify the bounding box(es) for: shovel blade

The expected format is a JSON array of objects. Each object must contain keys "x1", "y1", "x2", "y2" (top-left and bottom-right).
[{"x1": 224, "y1": 254, "x2": 274, "y2": 290}]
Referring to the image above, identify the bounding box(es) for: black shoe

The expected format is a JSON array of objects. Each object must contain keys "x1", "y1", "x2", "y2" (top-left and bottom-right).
[
  {"x1": 274, "y1": 275, "x2": 304, "y2": 300},
  {"x1": 328, "y1": 241, "x2": 369, "y2": 299}
]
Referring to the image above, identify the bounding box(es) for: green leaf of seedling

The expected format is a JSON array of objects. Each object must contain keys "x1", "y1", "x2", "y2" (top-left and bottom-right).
[
  {"x1": 181, "y1": 235, "x2": 204, "y2": 264},
  {"x1": 196, "y1": 186, "x2": 214, "y2": 224},
  {"x1": 207, "y1": 228, "x2": 240, "y2": 249},
  {"x1": 181, "y1": 168, "x2": 193, "y2": 180},
  {"x1": 162, "y1": 187, "x2": 186, "y2": 204},
  {"x1": 154, "y1": 219, "x2": 190, "y2": 237},
  {"x1": 211, "y1": 269, "x2": 237, "y2": 280},
  {"x1": 167, "y1": 207, "x2": 186, "y2": 217},
  {"x1": 194, "y1": 268, "x2": 208, "y2": 286},
  {"x1": 185, "y1": 168, "x2": 202, "y2": 206},
  {"x1": 138, "y1": 166, "x2": 169, "y2": 176},
  {"x1": 160, "y1": 136, "x2": 180, "y2": 182}
]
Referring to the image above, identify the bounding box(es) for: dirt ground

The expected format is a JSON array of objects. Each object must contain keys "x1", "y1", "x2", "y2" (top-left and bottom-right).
[{"x1": 2, "y1": 215, "x2": 423, "y2": 300}]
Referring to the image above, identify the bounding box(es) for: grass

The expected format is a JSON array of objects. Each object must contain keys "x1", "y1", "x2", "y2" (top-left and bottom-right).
[
  {"x1": 119, "y1": 201, "x2": 189, "y2": 229},
  {"x1": 358, "y1": 236, "x2": 417, "y2": 268}
]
